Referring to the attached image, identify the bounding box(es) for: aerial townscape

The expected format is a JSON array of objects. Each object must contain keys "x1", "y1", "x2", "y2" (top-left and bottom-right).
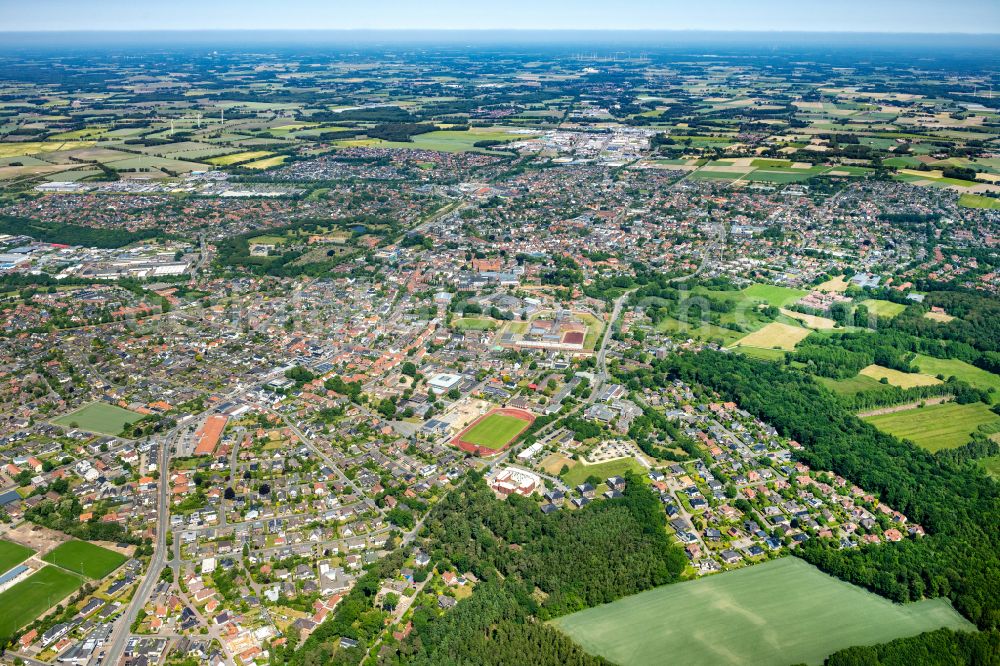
[{"x1": 0, "y1": 3, "x2": 998, "y2": 666}]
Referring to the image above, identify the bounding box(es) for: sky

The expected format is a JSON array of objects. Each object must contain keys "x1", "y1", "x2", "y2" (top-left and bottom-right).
[{"x1": 1, "y1": 0, "x2": 999, "y2": 34}]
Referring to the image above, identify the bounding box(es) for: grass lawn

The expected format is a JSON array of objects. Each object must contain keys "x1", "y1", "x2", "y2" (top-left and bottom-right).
[
  {"x1": 733, "y1": 322, "x2": 811, "y2": 351},
  {"x1": 858, "y1": 364, "x2": 942, "y2": 389},
  {"x1": 452, "y1": 317, "x2": 496, "y2": 331},
  {"x1": 561, "y1": 457, "x2": 646, "y2": 487},
  {"x1": 52, "y1": 402, "x2": 143, "y2": 436},
  {"x1": 863, "y1": 402, "x2": 1000, "y2": 452},
  {"x1": 459, "y1": 413, "x2": 531, "y2": 451},
  {"x1": 860, "y1": 299, "x2": 907, "y2": 319},
  {"x1": 42, "y1": 540, "x2": 127, "y2": 579},
  {"x1": 741, "y1": 284, "x2": 808, "y2": 308},
  {"x1": 0, "y1": 539, "x2": 34, "y2": 573},
  {"x1": 0, "y1": 566, "x2": 84, "y2": 644},
  {"x1": 913, "y1": 354, "x2": 1000, "y2": 403},
  {"x1": 550, "y1": 557, "x2": 972, "y2": 666},
  {"x1": 816, "y1": 374, "x2": 884, "y2": 397}
]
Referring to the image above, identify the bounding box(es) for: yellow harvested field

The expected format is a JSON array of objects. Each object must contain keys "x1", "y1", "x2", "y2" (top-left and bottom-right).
[
  {"x1": 859, "y1": 364, "x2": 942, "y2": 388},
  {"x1": 779, "y1": 308, "x2": 837, "y2": 330},
  {"x1": 244, "y1": 155, "x2": 287, "y2": 169},
  {"x1": 207, "y1": 150, "x2": 274, "y2": 166},
  {"x1": 815, "y1": 276, "x2": 849, "y2": 292},
  {"x1": 733, "y1": 323, "x2": 811, "y2": 351},
  {"x1": 0, "y1": 140, "x2": 96, "y2": 158},
  {"x1": 923, "y1": 311, "x2": 956, "y2": 323}
]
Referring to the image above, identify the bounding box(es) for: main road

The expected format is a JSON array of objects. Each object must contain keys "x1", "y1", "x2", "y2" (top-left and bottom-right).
[{"x1": 100, "y1": 427, "x2": 170, "y2": 665}]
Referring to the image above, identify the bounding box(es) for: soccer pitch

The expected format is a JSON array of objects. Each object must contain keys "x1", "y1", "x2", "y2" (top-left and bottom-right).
[
  {"x1": 0, "y1": 539, "x2": 34, "y2": 573},
  {"x1": 460, "y1": 413, "x2": 531, "y2": 450},
  {"x1": 42, "y1": 540, "x2": 127, "y2": 579},
  {"x1": 51, "y1": 402, "x2": 143, "y2": 436},
  {"x1": 0, "y1": 566, "x2": 83, "y2": 645},
  {"x1": 551, "y1": 557, "x2": 973, "y2": 666}
]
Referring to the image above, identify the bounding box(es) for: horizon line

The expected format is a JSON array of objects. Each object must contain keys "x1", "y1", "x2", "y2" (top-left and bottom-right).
[{"x1": 1, "y1": 28, "x2": 999, "y2": 36}]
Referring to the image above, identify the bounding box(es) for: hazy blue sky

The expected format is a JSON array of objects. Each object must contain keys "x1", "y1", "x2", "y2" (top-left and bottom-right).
[{"x1": 2, "y1": 0, "x2": 998, "y2": 33}]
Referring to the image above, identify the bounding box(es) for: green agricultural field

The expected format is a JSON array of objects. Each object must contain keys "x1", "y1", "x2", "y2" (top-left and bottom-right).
[
  {"x1": 0, "y1": 539, "x2": 34, "y2": 573},
  {"x1": 52, "y1": 402, "x2": 143, "y2": 436},
  {"x1": 42, "y1": 541, "x2": 127, "y2": 579},
  {"x1": 913, "y1": 354, "x2": 1000, "y2": 402},
  {"x1": 207, "y1": 150, "x2": 273, "y2": 166},
  {"x1": 561, "y1": 457, "x2": 647, "y2": 488},
  {"x1": 958, "y1": 193, "x2": 1000, "y2": 209},
  {"x1": 452, "y1": 317, "x2": 496, "y2": 331},
  {"x1": 0, "y1": 566, "x2": 84, "y2": 644},
  {"x1": 459, "y1": 413, "x2": 531, "y2": 451},
  {"x1": 860, "y1": 299, "x2": 907, "y2": 318},
  {"x1": 863, "y1": 402, "x2": 1000, "y2": 452},
  {"x1": 740, "y1": 284, "x2": 808, "y2": 307},
  {"x1": 551, "y1": 557, "x2": 973, "y2": 666}
]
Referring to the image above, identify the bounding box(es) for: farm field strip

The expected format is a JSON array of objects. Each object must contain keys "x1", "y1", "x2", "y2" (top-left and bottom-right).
[
  {"x1": 862, "y1": 401, "x2": 1000, "y2": 452},
  {"x1": 551, "y1": 557, "x2": 973, "y2": 666}
]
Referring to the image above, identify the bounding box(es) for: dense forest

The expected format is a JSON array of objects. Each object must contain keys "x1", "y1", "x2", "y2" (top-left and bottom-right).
[
  {"x1": 623, "y1": 350, "x2": 1000, "y2": 630},
  {"x1": 0, "y1": 213, "x2": 164, "y2": 248},
  {"x1": 823, "y1": 627, "x2": 1000, "y2": 665}
]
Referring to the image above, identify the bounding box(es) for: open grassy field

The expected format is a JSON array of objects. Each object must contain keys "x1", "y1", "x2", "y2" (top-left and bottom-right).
[
  {"x1": 815, "y1": 275, "x2": 850, "y2": 292},
  {"x1": 779, "y1": 308, "x2": 836, "y2": 329},
  {"x1": 733, "y1": 322, "x2": 811, "y2": 351},
  {"x1": 913, "y1": 354, "x2": 1000, "y2": 402},
  {"x1": 550, "y1": 557, "x2": 973, "y2": 666},
  {"x1": 452, "y1": 317, "x2": 496, "y2": 331},
  {"x1": 859, "y1": 364, "x2": 942, "y2": 388},
  {"x1": 816, "y1": 373, "x2": 885, "y2": 396},
  {"x1": 860, "y1": 299, "x2": 908, "y2": 318},
  {"x1": 0, "y1": 539, "x2": 34, "y2": 573},
  {"x1": 862, "y1": 402, "x2": 1000, "y2": 452},
  {"x1": 42, "y1": 540, "x2": 127, "y2": 579},
  {"x1": 458, "y1": 413, "x2": 531, "y2": 451},
  {"x1": 0, "y1": 566, "x2": 84, "y2": 644},
  {"x1": 924, "y1": 311, "x2": 956, "y2": 323},
  {"x1": 981, "y1": 455, "x2": 1000, "y2": 479},
  {"x1": 561, "y1": 457, "x2": 647, "y2": 488},
  {"x1": 741, "y1": 284, "x2": 808, "y2": 307},
  {"x1": 52, "y1": 402, "x2": 143, "y2": 436},
  {"x1": 734, "y1": 346, "x2": 787, "y2": 362}
]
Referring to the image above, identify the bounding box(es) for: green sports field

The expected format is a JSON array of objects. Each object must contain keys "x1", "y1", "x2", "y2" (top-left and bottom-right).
[
  {"x1": 0, "y1": 539, "x2": 34, "y2": 573},
  {"x1": 551, "y1": 557, "x2": 973, "y2": 666},
  {"x1": 52, "y1": 402, "x2": 143, "y2": 436},
  {"x1": 863, "y1": 402, "x2": 1000, "y2": 452},
  {"x1": 459, "y1": 413, "x2": 531, "y2": 450},
  {"x1": 0, "y1": 566, "x2": 84, "y2": 644},
  {"x1": 42, "y1": 540, "x2": 127, "y2": 579}
]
